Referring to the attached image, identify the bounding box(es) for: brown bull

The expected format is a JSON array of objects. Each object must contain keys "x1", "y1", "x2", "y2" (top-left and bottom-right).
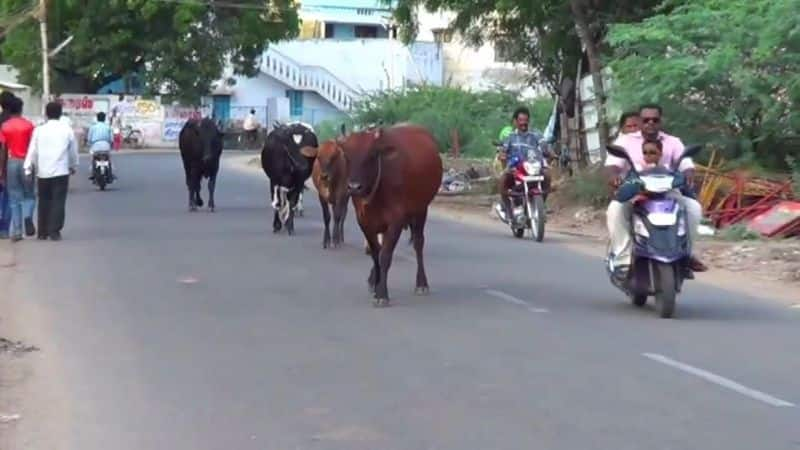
[
  {"x1": 340, "y1": 124, "x2": 443, "y2": 307},
  {"x1": 302, "y1": 140, "x2": 349, "y2": 248}
]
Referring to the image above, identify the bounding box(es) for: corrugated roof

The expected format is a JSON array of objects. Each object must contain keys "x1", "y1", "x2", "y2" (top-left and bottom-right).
[{"x1": 0, "y1": 79, "x2": 29, "y2": 90}]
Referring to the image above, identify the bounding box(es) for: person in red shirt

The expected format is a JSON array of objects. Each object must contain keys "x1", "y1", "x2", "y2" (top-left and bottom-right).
[{"x1": 0, "y1": 96, "x2": 36, "y2": 241}]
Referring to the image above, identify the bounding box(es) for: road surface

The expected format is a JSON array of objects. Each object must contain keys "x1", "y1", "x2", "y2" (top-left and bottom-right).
[{"x1": 1, "y1": 152, "x2": 798, "y2": 450}]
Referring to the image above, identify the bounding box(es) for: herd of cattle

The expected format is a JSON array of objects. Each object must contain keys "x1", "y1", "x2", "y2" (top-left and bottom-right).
[{"x1": 178, "y1": 118, "x2": 444, "y2": 307}]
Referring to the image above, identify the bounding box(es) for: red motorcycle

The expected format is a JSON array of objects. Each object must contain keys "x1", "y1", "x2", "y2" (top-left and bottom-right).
[{"x1": 494, "y1": 155, "x2": 547, "y2": 241}]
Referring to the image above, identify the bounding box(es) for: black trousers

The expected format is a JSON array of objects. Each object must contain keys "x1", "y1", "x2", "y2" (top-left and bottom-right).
[{"x1": 37, "y1": 175, "x2": 69, "y2": 237}]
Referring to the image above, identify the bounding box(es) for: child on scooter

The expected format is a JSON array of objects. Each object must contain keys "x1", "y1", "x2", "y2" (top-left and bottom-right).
[{"x1": 615, "y1": 138, "x2": 693, "y2": 202}]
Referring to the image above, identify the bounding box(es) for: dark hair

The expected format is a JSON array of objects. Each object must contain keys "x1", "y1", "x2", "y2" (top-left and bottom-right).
[
  {"x1": 7, "y1": 96, "x2": 23, "y2": 115},
  {"x1": 639, "y1": 103, "x2": 663, "y2": 115},
  {"x1": 618, "y1": 111, "x2": 639, "y2": 129},
  {"x1": 45, "y1": 102, "x2": 63, "y2": 120},
  {"x1": 512, "y1": 106, "x2": 530, "y2": 120},
  {"x1": 642, "y1": 138, "x2": 663, "y2": 151},
  {"x1": 0, "y1": 91, "x2": 16, "y2": 109},
  {"x1": 97, "y1": 112, "x2": 106, "y2": 122}
]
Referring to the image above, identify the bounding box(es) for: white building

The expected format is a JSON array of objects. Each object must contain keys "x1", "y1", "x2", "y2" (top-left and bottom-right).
[
  {"x1": 0, "y1": 64, "x2": 43, "y2": 117},
  {"x1": 210, "y1": 0, "x2": 546, "y2": 129}
]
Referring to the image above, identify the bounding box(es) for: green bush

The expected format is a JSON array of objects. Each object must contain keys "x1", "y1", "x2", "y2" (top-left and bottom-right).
[
  {"x1": 559, "y1": 167, "x2": 609, "y2": 208},
  {"x1": 350, "y1": 85, "x2": 553, "y2": 158}
]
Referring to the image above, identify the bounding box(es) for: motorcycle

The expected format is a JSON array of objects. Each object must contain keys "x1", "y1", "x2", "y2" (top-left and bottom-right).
[
  {"x1": 604, "y1": 143, "x2": 702, "y2": 318},
  {"x1": 121, "y1": 125, "x2": 144, "y2": 149},
  {"x1": 92, "y1": 152, "x2": 113, "y2": 191},
  {"x1": 493, "y1": 152, "x2": 547, "y2": 241}
]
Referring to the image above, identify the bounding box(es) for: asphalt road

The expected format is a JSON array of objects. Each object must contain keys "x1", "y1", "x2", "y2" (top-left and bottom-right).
[{"x1": 2, "y1": 152, "x2": 799, "y2": 450}]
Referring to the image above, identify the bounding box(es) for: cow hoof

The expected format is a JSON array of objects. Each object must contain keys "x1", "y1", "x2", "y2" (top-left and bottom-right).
[
  {"x1": 189, "y1": 206, "x2": 197, "y2": 212},
  {"x1": 209, "y1": 207, "x2": 215, "y2": 213},
  {"x1": 372, "y1": 297, "x2": 390, "y2": 308},
  {"x1": 415, "y1": 286, "x2": 430, "y2": 296},
  {"x1": 367, "y1": 283, "x2": 376, "y2": 294}
]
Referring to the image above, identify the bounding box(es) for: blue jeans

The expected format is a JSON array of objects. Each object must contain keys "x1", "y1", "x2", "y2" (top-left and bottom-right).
[{"x1": 6, "y1": 159, "x2": 36, "y2": 238}]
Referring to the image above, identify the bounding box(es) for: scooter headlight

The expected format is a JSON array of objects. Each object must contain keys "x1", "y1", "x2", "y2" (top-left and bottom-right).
[{"x1": 633, "y1": 216, "x2": 649, "y2": 238}]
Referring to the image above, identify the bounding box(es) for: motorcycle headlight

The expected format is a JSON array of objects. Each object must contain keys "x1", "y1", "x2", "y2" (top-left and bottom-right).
[
  {"x1": 524, "y1": 161, "x2": 541, "y2": 174},
  {"x1": 633, "y1": 216, "x2": 649, "y2": 237}
]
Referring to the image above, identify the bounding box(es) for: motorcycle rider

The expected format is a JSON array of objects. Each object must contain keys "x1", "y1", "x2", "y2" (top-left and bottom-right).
[
  {"x1": 605, "y1": 104, "x2": 707, "y2": 280},
  {"x1": 87, "y1": 112, "x2": 115, "y2": 181},
  {"x1": 498, "y1": 107, "x2": 549, "y2": 221}
]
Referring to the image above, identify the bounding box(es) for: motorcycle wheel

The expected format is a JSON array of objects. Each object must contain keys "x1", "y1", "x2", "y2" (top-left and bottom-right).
[
  {"x1": 97, "y1": 173, "x2": 107, "y2": 191},
  {"x1": 529, "y1": 195, "x2": 545, "y2": 242},
  {"x1": 654, "y1": 262, "x2": 677, "y2": 318}
]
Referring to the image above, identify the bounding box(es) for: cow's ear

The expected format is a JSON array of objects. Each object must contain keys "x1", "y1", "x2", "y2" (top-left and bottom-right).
[
  {"x1": 373, "y1": 127, "x2": 382, "y2": 139},
  {"x1": 300, "y1": 146, "x2": 318, "y2": 158}
]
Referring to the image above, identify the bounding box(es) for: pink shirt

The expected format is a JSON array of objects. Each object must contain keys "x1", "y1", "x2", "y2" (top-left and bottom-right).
[{"x1": 605, "y1": 131, "x2": 694, "y2": 172}]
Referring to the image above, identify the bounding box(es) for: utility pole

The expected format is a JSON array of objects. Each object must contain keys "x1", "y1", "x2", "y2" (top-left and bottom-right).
[{"x1": 38, "y1": 0, "x2": 50, "y2": 110}]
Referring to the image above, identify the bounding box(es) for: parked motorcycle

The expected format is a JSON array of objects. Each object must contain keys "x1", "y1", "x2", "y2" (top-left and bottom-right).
[
  {"x1": 493, "y1": 151, "x2": 547, "y2": 241},
  {"x1": 122, "y1": 125, "x2": 144, "y2": 149},
  {"x1": 92, "y1": 152, "x2": 113, "y2": 191},
  {"x1": 604, "y1": 143, "x2": 702, "y2": 318}
]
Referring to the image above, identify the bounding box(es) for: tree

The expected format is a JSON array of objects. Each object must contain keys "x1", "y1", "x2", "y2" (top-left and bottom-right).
[
  {"x1": 0, "y1": 0, "x2": 299, "y2": 102},
  {"x1": 607, "y1": 0, "x2": 800, "y2": 169},
  {"x1": 385, "y1": 0, "x2": 665, "y2": 154}
]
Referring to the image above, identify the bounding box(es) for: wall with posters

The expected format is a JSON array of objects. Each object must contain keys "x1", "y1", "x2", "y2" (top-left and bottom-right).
[{"x1": 55, "y1": 94, "x2": 209, "y2": 148}]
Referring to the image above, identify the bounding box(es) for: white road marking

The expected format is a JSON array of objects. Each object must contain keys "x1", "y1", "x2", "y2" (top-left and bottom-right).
[
  {"x1": 790, "y1": 304, "x2": 800, "y2": 309},
  {"x1": 485, "y1": 289, "x2": 549, "y2": 313},
  {"x1": 642, "y1": 353, "x2": 795, "y2": 408}
]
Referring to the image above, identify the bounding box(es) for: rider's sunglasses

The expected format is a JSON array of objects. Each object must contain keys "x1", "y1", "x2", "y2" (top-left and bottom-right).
[
  {"x1": 642, "y1": 117, "x2": 661, "y2": 124},
  {"x1": 643, "y1": 149, "x2": 660, "y2": 156}
]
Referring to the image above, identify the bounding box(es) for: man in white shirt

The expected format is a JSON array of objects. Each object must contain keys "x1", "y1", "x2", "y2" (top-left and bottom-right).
[
  {"x1": 242, "y1": 109, "x2": 259, "y2": 147},
  {"x1": 23, "y1": 102, "x2": 79, "y2": 241}
]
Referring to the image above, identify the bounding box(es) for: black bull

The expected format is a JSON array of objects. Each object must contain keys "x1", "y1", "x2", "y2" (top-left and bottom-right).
[
  {"x1": 179, "y1": 118, "x2": 224, "y2": 212},
  {"x1": 260, "y1": 123, "x2": 319, "y2": 234}
]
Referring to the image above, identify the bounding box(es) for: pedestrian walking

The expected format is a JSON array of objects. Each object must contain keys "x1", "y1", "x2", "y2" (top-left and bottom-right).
[
  {"x1": 0, "y1": 96, "x2": 36, "y2": 242},
  {"x1": 23, "y1": 102, "x2": 78, "y2": 241},
  {"x1": 0, "y1": 91, "x2": 16, "y2": 240}
]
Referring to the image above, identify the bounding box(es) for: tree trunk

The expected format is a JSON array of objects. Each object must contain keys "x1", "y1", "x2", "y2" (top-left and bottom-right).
[{"x1": 570, "y1": 0, "x2": 609, "y2": 161}]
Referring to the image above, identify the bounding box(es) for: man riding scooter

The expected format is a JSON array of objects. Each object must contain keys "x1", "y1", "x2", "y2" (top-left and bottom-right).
[
  {"x1": 87, "y1": 112, "x2": 116, "y2": 182},
  {"x1": 605, "y1": 103, "x2": 707, "y2": 281},
  {"x1": 498, "y1": 107, "x2": 550, "y2": 221}
]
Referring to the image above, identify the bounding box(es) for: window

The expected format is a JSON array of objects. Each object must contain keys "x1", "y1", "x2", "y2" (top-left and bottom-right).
[
  {"x1": 432, "y1": 28, "x2": 452, "y2": 43},
  {"x1": 324, "y1": 23, "x2": 334, "y2": 38},
  {"x1": 494, "y1": 41, "x2": 513, "y2": 63},
  {"x1": 355, "y1": 25, "x2": 378, "y2": 38},
  {"x1": 285, "y1": 90, "x2": 303, "y2": 117}
]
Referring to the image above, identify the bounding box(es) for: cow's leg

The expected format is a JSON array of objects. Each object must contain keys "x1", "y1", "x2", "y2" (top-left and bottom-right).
[
  {"x1": 286, "y1": 190, "x2": 298, "y2": 236},
  {"x1": 188, "y1": 171, "x2": 201, "y2": 212},
  {"x1": 374, "y1": 223, "x2": 403, "y2": 307},
  {"x1": 319, "y1": 195, "x2": 331, "y2": 248},
  {"x1": 407, "y1": 224, "x2": 413, "y2": 246},
  {"x1": 270, "y1": 182, "x2": 282, "y2": 232},
  {"x1": 333, "y1": 200, "x2": 348, "y2": 248},
  {"x1": 296, "y1": 191, "x2": 304, "y2": 217},
  {"x1": 410, "y1": 210, "x2": 430, "y2": 295},
  {"x1": 361, "y1": 228, "x2": 381, "y2": 295},
  {"x1": 207, "y1": 174, "x2": 217, "y2": 212}
]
